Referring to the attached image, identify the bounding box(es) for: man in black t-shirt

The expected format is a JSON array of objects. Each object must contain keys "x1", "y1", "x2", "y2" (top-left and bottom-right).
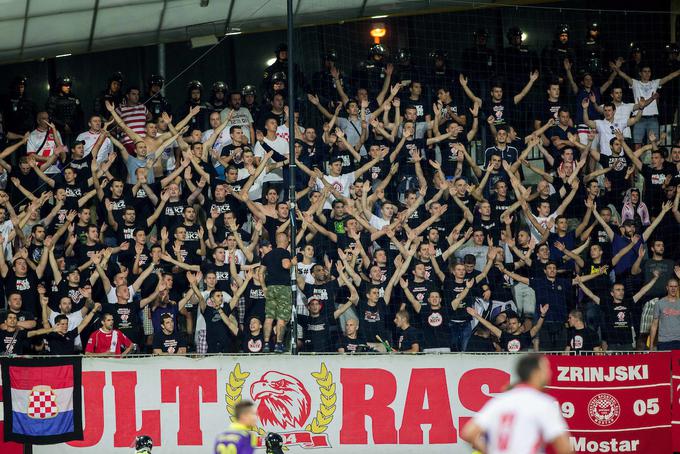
[
  {"x1": 242, "y1": 316, "x2": 265, "y2": 353},
  {"x1": 468, "y1": 306, "x2": 548, "y2": 352},
  {"x1": 565, "y1": 309, "x2": 602, "y2": 352},
  {"x1": 45, "y1": 305, "x2": 101, "y2": 355},
  {"x1": 298, "y1": 289, "x2": 356, "y2": 353},
  {"x1": 337, "y1": 318, "x2": 369, "y2": 353},
  {"x1": 200, "y1": 289, "x2": 238, "y2": 353},
  {"x1": 261, "y1": 232, "x2": 293, "y2": 353},
  {"x1": 394, "y1": 309, "x2": 420, "y2": 352},
  {"x1": 152, "y1": 313, "x2": 187, "y2": 354},
  {"x1": 0, "y1": 312, "x2": 54, "y2": 354}
]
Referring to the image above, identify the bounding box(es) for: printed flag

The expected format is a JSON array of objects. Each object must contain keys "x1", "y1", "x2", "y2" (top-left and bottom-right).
[{"x1": 1, "y1": 357, "x2": 83, "y2": 444}]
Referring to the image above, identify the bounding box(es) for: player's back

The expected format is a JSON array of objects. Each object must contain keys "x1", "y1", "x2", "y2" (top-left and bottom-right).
[
  {"x1": 474, "y1": 385, "x2": 568, "y2": 454},
  {"x1": 213, "y1": 423, "x2": 255, "y2": 454}
]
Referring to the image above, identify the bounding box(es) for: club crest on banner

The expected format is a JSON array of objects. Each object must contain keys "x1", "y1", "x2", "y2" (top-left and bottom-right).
[
  {"x1": 226, "y1": 362, "x2": 335, "y2": 449},
  {"x1": 27, "y1": 385, "x2": 59, "y2": 420},
  {"x1": 587, "y1": 393, "x2": 621, "y2": 426}
]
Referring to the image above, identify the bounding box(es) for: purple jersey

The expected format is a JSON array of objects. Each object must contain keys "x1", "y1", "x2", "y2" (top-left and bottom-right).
[{"x1": 214, "y1": 423, "x2": 255, "y2": 454}]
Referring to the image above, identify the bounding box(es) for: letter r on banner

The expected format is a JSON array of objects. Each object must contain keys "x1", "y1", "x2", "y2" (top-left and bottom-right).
[{"x1": 339, "y1": 369, "x2": 397, "y2": 444}]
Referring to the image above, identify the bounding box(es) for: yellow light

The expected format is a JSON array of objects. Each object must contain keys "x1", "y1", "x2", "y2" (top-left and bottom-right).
[{"x1": 370, "y1": 22, "x2": 386, "y2": 43}]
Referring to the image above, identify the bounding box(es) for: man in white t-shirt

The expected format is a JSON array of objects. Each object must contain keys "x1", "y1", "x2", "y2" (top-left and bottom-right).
[
  {"x1": 27, "y1": 111, "x2": 64, "y2": 175},
  {"x1": 612, "y1": 60, "x2": 680, "y2": 147},
  {"x1": 461, "y1": 354, "x2": 573, "y2": 454},
  {"x1": 253, "y1": 116, "x2": 288, "y2": 183},
  {"x1": 220, "y1": 92, "x2": 255, "y2": 144},
  {"x1": 582, "y1": 99, "x2": 641, "y2": 156},
  {"x1": 75, "y1": 114, "x2": 114, "y2": 163},
  {"x1": 297, "y1": 150, "x2": 387, "y2": 210},
  {"x1": 608, "y1": 86, "x2": 656, "y2": 140}
]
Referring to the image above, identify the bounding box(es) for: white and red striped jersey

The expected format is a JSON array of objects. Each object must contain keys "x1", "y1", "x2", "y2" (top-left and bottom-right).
[
  {"x1": 472, "y1": 385, "x2": 568, "y2": 454},
  {"x1": 116, "y1": 104, "x2": 149, "y2": 144},
  {"x1": 85, "y1": 328, "x2": 133, "y2": 355}
]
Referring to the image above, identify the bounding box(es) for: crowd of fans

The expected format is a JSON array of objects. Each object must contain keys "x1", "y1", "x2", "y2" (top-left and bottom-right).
[{"x1": 0, "y1": 22, "x2": 679, "y2": 356}]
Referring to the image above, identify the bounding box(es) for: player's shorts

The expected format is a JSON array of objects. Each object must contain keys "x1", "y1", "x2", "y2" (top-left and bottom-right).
[{"x1": 265, "y1": 285, "x2": 292, "y2": 321}]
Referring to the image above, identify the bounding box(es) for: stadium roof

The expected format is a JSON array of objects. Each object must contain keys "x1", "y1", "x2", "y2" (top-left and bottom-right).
[{"x1": 0, "y1": 0, "x2": 551, "y2": 64}]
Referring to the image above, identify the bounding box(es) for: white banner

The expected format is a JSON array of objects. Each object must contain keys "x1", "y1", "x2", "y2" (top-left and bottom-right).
[{"x1": 23, "y1": 354, "x2": 518, "y2": 453}]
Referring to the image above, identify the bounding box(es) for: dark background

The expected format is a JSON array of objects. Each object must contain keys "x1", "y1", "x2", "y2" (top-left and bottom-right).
[{"x1": 0, "y1": 0, "x2": 675, "y2": 123}]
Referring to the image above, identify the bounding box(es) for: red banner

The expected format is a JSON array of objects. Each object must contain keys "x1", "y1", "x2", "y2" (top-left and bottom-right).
[
  {"x1": 671, "y1": 350, "x2": 680, "y2": 452},
  {"x1": 546, "y1": 353, "x2": 671, "y2": 454}
]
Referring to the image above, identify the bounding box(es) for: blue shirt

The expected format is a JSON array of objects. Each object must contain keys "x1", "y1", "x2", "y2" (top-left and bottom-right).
[
  {"x1": 529, "y1": 276, "x2": 571, "y2": 323},
  {"x1": 612, "y1": 234, "x2": 643, "y2": 275},
  {"x1": 575, "y1": 87, "x2": 603, "y2": 124},
  {"x1": 214, "y1": 423, "x2": 256, "y2": 454}
]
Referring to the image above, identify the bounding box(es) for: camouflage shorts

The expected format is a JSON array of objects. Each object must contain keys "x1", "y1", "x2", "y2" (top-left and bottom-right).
[{"x1": 265, "y1": 285, "x2": 292, "y2": 321}]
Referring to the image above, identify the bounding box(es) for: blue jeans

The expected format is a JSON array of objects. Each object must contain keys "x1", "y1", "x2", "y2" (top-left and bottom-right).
[
  {"x1": 657, "y1": 340, "x2": 680, "y2": 351},
  {"x1": 450, "y1": 321, "x2": 473, "y2": 352},
  {"x1": 583, "y1": 301, "x2": 603, "y2": 339},
  {"x1": 633, "y1": 116, "x2": 659, "y2": 144}
]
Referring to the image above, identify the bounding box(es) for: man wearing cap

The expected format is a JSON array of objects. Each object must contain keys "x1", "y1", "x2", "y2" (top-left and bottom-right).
[{"x1": 298, "y1": 280, "x2": 358, "y2": 353}]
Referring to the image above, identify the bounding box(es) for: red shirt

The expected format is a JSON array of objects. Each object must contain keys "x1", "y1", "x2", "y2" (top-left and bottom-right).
[{"x1": 85, "y1": 328, "x2": 132, "y2": 354}]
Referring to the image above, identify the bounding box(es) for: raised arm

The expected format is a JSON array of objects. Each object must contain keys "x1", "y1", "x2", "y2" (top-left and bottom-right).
[
  {"x1": 581, "y1": 98, "x2": 597, "y2": 129},
  {"x1": 642, "y1": 201, "x2": 673, "y2": 242},
  {"x1": 458, "y1": 74, "x2": 482, "y2": 105},
  {"x1": 591, "y1": 203, "x2": 615, "y2": 241},
  {"x1": 554, "y1": 180, "x2": 579, "y2": 216},
  {"x1": 513, "y1": 71, "x2": 539, "y2": 105},
  {"x1": 106, "y1": 101, "x2": 143, "y2": 144}
]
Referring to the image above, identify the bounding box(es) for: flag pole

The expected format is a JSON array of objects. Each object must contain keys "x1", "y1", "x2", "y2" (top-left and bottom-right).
[{"x1": 287, "y1": 0, "x2": 298, "y2": 355}]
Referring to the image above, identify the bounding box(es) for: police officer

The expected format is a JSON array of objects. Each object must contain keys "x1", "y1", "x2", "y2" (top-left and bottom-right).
[
  {"x1": 209, "y1": 81, "x2": 229, "y2": 112},
  {"x1": 93, "y1": 71, "x2": 124, "y2": 119},
  {"x1": 501, "y1": 26, "x2": 539, "y2": 94},
  {"x1": 264, "y1": 72, "x2": 287, "y2": 105},
  {"x1": 262, "y1": 43, "x2": 306, "y2": 98},
  {"x1": 242, "y1": 85, "x2": 260, "y2": 119},
  {"x1": 45, "y1": 76, "x2": 83, "y2": 145},
  {"x1": 461, "y1": 29, "x2": 496, "y2": 84},
  {"x1": 353, "y1": 43, "x2": 389, "y2": 97},
  {"x1": 146, "y1": 74, "x2": 171, "y2": 121},
  {"x1": 265, "y1": 433, "x2": 284, "y2": 454},
  {"x1": 176, "y1": 80, "x2": 209, "y2": 132},
  {"x1": 622, "y1": 42, "x2": 645, "y2": 83},
  {"x1": 134, "y1": 435, "x2": 153, "y2": 454},
  {"x1": 311, "y1": 49, "x2": 342, "y2": 107},
  {"x1": 394, "y1": 48, "x2": 416, "y2": 84},
  {"x1": 2, "y1": 76, "x2": 37, "y2": 136},
  {"x1": 425, "y1": 49, "x2": 455, "y2": 95},
  {"x1": 578, "y1": 22, "x2": 606, "y2": 80},
  {"x1": 541, "y1": 24, "x2": 576, "y2": 85}
]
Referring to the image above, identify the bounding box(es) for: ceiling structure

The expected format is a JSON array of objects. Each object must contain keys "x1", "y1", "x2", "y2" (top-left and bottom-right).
[{"x1": 0, "y1": 0, "x2": 554, "y2": 64}]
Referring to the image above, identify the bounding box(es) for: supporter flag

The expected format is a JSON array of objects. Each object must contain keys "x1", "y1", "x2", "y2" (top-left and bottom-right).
[{"x1": 0, "y1": 357, "x2": 83, "y2": 444}]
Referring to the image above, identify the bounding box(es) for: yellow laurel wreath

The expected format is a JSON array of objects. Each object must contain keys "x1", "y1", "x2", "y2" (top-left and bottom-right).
[
  {"x1": 226, "y1": 363, "x2": 250, "y2": 421},
  {"x1": 305, "y1": 362, "x2": 337, "y2": 434}
]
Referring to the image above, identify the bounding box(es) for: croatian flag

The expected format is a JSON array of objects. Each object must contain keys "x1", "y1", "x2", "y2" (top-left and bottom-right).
[{"x1": 1, "y1": 357, "x2": 83, "y2": 444}]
